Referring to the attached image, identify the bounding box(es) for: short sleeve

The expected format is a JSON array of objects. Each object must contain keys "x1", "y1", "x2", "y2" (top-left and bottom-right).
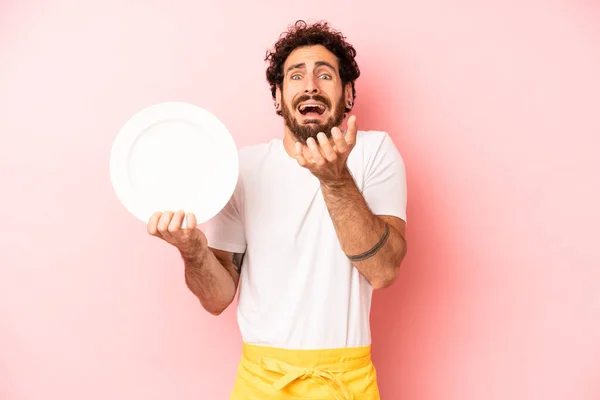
[
  {"x1": 362, "y1": 132, "x2": 407, "y2": 223},
  {"x1": 203, "y1": 177, "x2": 247, "y2": 254}
]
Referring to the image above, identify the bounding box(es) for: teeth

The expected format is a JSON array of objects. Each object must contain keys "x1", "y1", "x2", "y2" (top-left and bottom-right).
[{"x1": 299, "y1": 104, "x2": 325, "y2": 111}]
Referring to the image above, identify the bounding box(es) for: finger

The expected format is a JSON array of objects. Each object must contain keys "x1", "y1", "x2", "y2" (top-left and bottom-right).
[
  {"x1": 157, "y1": 211, "x2": 174, "y2": 240},
  {"x1": 168, "y1": 210, "x2": 185, "y2": 233},
  {"x1": 186, "y1": 212, "x2": 198, "y2": 230},
  {"x1": 294, "y1": 142, "x2": 309, "y2": 167},
  {"x1": 306, "y1": 137, "x2": 325, "y2": 166},
  {"x1": 147, "y1": 212, "x2": 163, "y2": 237},
  {"x1": 317, "y1": 132, "x2": 337, "y2": 162},
  {"x1": 331, "y1": 127, "x2": 347, "y2": 154},
  {"x1": 345, "y1": 115, "x2": 358, "y2": 147}
]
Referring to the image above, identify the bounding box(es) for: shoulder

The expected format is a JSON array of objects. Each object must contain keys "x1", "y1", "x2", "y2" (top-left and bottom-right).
[
  {"x1": 355, "y1": 130, "x2": 398, "y2": 153},
  {"x1": 233, "y1": 139, "x2": 285, "y2": 188},
  {"x1": 237, "y1": 141, "x2": 270, "y2": 160},
  {"x1": 237, "y1": 139, "x2": 280, "y2": 163},
  {"x1": 351, "y1": 130, "x2": 403, "y2": 165},
  {"x1": 348, "y1": 129, "x2": 406, "y2": 182}
]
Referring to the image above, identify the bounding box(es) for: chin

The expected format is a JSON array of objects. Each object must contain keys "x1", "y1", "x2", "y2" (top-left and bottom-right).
[{"x1": 283, "y1": 106, "x2": 343, "y2": 144}]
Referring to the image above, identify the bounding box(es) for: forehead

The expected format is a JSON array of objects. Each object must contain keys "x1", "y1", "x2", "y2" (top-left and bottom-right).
[{"x1": 283, "y1": 45, "x2": 339, "y2": 72}]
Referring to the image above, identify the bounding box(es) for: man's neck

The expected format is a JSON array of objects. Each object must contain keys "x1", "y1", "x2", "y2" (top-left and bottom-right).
[{"x1": 282, "y1": 127, "x2": 299, "y2": 159}]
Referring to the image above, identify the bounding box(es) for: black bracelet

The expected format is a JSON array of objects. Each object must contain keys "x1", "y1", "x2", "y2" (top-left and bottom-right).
[{"x1": 346, "y1": 222, "x2": 391, "y2": 261}]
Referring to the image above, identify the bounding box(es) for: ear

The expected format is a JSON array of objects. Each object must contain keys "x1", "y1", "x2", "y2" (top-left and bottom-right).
[
  {"x1": 344, "y1": 83, "x2": 353, "y2": 108},
  {"x1": 274, "y1": 85, "x2": 283, "y2": 115},
  {"x1": 275, "y1": 85, "x2": 282, "y2": 105}
]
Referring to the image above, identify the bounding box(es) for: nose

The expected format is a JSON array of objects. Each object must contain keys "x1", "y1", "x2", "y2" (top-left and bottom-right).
[{"x1": 304, "y1": 75, "x2": 320, "y2": 94}]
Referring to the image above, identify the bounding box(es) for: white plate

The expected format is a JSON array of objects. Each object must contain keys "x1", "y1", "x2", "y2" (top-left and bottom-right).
[{"x1": 109, "y1": 101, "x2": 239, "y2": 227}]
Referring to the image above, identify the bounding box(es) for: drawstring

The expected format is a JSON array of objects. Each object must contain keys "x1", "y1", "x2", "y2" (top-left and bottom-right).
[{"x1": 260, "y1": 357, "x2": 354, "y2": 400}]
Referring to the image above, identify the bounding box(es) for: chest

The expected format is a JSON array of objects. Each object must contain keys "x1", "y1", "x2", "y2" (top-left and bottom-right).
[{"x1": 240, "y1": 153, "x2": 367, "y2": 253}]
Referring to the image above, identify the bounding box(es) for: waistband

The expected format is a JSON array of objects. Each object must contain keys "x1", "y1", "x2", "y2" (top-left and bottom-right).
[
  {"x1": 241, "y1": 343, "x2": 373, "y2": 400},
  {"x1": 242, "y1": 343, "x2": 372, "y2": 367}
]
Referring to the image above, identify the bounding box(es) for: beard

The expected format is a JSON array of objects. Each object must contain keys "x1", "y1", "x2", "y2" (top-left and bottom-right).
[{"x1": 281, "y1": 93, "x2": 346, "y2": 145}]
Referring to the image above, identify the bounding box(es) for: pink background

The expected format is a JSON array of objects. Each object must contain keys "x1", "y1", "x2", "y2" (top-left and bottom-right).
[{"x1": 1, "y1": 1, "x2": 599, "y2": 399}]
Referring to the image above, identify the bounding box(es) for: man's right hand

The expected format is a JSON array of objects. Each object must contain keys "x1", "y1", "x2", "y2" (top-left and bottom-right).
[
  {"x1": 147, "y1": 210, "x2": 207, "y2": 258},
  {"x1": 147, "y1": 210, "x2": 240, "y2": 315}
]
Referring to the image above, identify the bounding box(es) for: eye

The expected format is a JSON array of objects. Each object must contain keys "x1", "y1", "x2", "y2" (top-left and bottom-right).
[
  {"x1": 291, "y1": 74, "x2": 302, "y2": 80},
  {"x1": 319, "y1": 74, "x2": 331, "y2": 80}
]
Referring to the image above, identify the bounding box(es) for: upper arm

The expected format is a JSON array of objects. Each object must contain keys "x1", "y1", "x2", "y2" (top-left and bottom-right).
[
  {"x1": 209, "y1": 247, "x2": 245, "y2": 288},
  {"x1": 363, "y1": 133, "x2": 408, "y2": 265},
  {"x1": 378, "y1": 215, "x2": 406, "y2": 239},
  {"x1": 363, "y1": 132, "x2": 408, "y2": 222},
  {"x1": 203, "y1": 174, "x2": 247, "y2": 287},
  {"x1": 377, "y1": 214, "x2": 407, "y2": 260}
]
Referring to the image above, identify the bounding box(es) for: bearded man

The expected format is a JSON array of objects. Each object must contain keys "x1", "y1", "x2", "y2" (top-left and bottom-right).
[{"x1": 148, "y1": 20, "x2": 408, "y2": 400}]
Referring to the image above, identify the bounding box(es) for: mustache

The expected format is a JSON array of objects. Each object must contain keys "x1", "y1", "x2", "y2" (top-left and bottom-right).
[{"x1": 293, "y1": 94, "x2": 330, "y2": 109}]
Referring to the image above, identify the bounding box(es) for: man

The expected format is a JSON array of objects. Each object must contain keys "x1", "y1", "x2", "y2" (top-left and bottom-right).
[{"x1": 148, "y1": 20, "x2": 407, "y2": 400}]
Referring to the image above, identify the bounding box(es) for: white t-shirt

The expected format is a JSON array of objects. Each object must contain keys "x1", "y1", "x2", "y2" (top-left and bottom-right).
[{"x1": 204, "y1": 130, "x2": 407, "y2": 350}]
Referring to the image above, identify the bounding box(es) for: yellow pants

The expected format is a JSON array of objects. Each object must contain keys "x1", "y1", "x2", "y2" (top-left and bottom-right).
[{"x1": 230, "y1": 343, "x2": 381, "y2": 400}]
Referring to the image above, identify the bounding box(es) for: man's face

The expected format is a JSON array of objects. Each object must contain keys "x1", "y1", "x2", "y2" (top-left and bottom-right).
[{"x1": 277, "y1": 45, "x2": 350, "y2": 144}]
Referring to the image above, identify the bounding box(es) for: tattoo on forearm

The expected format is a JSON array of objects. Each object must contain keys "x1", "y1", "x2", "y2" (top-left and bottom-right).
[
  {"x1": 346, "y1": 222, "x2": 391, "y2": 261},
  {"x1": 232, "y1": 252, "x2": 245, "y2": 274}
]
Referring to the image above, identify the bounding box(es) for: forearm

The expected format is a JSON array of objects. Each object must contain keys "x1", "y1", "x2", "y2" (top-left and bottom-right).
[
  {"x1": 180, "y1": 248, "x2": 237, "y2": 315},
  {"x1": 321, "y1": 169, "x2": 406, "y2": 289}
]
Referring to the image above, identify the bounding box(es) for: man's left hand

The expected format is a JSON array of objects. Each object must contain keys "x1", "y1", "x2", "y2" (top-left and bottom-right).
[{"x1": 294, "y1": 115, "x2": 358, "y2": 185}]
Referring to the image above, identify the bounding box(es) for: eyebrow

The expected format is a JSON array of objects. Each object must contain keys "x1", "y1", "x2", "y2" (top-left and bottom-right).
[{"x1": 286, "y1": 61, "x2": 337, "y2": 75}]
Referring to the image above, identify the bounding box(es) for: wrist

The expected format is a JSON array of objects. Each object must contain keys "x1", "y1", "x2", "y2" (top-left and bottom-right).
[
  {"x1": 179, "y1": 238, "x2": 208, "y2": 265},
  {"x1": 320, "y1": 167, "x2": 354, "y2": 190}
]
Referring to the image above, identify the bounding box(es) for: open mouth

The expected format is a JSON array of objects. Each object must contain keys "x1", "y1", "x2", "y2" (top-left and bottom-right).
[{"x1": 298, "y1": 103, "x2": 326, "y2": 116}]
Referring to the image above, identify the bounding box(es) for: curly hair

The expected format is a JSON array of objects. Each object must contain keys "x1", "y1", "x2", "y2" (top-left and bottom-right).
[{"x1": 265, "y1": 20, "x2": 360, "y2": 110}]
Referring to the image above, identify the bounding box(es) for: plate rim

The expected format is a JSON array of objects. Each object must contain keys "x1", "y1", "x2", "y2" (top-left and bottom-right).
[{"x1": 109, "y1": 101, "x2": 239, "y2": 225}]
